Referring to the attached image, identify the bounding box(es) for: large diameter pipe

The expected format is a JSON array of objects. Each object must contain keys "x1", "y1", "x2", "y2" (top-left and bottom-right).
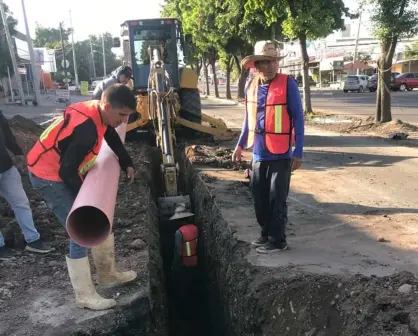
[{"x1": 66, "y1": 123, "x2": 127, "y2": 248}]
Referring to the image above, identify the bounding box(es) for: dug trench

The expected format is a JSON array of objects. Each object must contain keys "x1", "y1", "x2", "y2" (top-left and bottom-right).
[{"x1": 2, "y1": 116, "x2": 418, "y2": 335}]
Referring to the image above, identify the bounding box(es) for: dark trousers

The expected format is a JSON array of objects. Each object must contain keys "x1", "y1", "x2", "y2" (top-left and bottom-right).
[{"x1": 251, "y1": 159, "x2": 291, "y2": 243}]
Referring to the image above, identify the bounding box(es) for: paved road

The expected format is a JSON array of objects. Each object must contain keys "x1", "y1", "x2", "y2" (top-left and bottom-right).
[
  {"x1": 205, "y1": 83, "x2": 418, "y2": 124},
  {"x1": 0, "y1": 93, "x2": 88, "y2": 124}
]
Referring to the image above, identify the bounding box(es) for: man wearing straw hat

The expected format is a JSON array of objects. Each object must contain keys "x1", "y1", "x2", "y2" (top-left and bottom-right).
[{"x1": 232, "y1": 40, "x2": 305, "y2": 254}]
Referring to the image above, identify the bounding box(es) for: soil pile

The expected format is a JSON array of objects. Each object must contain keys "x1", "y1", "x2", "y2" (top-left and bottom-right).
[
  {"x1": 186, "y1": 144, "x2": 248, "y2": 170},
  {"x1": 0, "y1": 115, "x2": 152, "y2": 334},
  {"x1": 308, "y1": 114, "x2": 418, "y2": 141},
  {"x1": 8, "y1": 115, "x2": 43, "y2": 156}
]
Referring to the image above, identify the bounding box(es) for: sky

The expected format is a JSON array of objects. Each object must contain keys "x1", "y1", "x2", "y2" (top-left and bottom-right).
[
  {"x1": 8, "y1": 0, "x2": 364, "y2": 43},
  {"x1": 9, "y1": 0, "x2": 372, "y2": 60},
  {"x1": 8, "y1": 0, "x2": 166, "y2": 41}
]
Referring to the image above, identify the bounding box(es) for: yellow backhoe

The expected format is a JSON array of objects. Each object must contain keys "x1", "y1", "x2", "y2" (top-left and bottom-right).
[
  {"x1": 113, "y1": 18, "x2": 233, "y2": 142},
  {"x1": 113, "y1": 18, "x2": 234, "y2": 219}
]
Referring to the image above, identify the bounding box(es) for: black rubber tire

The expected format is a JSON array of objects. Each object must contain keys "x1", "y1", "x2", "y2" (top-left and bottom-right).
[{"x1": 178, "y1": 88, "x2": 202, "y2": 124}]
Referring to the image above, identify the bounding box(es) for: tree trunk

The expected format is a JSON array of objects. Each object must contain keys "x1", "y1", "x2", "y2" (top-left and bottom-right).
[
  {"x1": 375, "y1": 58, "x2": 382, "y2": 123},
  {"x1": 225, "y1": 55, "x2": 233, "y2": 100},
  {"x1": 237, "y1": 68, "x2": 249, "y2": 100},
  {"x1": 203, "y1": 57, "x2": 210, "y2": 96},
  {"x1": 299, "y1": 34, "x2": 313, "y2": 113},
  {"x1": 233, "y1": 55, "x2": 241, "y2": 74},
  {"x1": 380, "y1": 58, "x2": 393, "y2": 122},
  {"x1": 375, "y1": 37, "x2": 397, "y2": 123},
  {"x1": 211, "y1": 62, "x2": 219, "y2": 98},
  {"x1": 196, "y1": 58, "x2": 202, "y2": 79}
]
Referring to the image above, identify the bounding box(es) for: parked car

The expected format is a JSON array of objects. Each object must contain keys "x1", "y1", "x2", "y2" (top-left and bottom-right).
[
  {"x1": 343, "y1": 75, "x2": 369, "y2": 93},
  {"x1": 367, "y1": 72, "x2": 400, "y2": 92},
  {"x1": 391, "y1": 72, "x2": 418, "y2": 91}
]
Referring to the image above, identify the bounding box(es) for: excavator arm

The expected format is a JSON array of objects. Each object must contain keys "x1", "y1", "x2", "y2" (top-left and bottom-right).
[{"x1": 147, "y1": 45, "x2": 193, "y2": 220}]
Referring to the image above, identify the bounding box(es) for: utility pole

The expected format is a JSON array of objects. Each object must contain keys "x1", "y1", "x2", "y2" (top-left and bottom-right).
[
  {"x1": 0, "y1": 0, "x2": 25, "y2": 104},
  {"x1": 89, "y1": 38, "x2": 97, "y2": 79},
  {"x1": 102, "y1": 34, "x2": 106, "y2": 77},
  {"x1": 59, "y1": 22, "x2": 68, "y2": 89},
  {"x1": 353, "y1": 11, "x2": 362, "y2": 75},
  {"x1": 69, "y1": 10, "x2": 79, "y2": 89},
  {"x1": 7, "y1": 66, "x2": 14, "y2": 103},
  {"x1": 21, "y1": 0, "x2": 41, "y2": 105}
]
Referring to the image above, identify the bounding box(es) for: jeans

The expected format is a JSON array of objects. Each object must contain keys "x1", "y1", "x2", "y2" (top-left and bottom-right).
[
  {"x1": 0, "y1": 166, "x2": 40, "y2": 248},
  {"x1": 28, "y1": 172, "x2": 87, "y2": 259},
  {"x1": 251, "y1": 159, "x2": 292, "y2": 243}
]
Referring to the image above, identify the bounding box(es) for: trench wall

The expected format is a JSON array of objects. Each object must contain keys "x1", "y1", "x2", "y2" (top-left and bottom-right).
[{"x1": 181, "y1": 151, "x2": 418, "y2": 336}]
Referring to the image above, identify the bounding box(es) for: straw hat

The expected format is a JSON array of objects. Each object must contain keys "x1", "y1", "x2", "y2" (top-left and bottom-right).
[{"x1": 241, "y1": 40, "x2": 285, "y2": 69}]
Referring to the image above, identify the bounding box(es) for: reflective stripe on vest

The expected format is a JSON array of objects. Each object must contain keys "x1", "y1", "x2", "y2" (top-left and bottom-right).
[
  {"x1": 27, "y1": 100, "x2": 107, "y2": 182},
  {"x1": 245, "y1": 74, "x2": 293, "y2": 155}
]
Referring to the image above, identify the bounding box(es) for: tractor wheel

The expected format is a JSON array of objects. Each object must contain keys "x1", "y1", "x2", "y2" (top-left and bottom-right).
[{"x1": 179, "y1": 88, "x2": 202, "y2": 124}]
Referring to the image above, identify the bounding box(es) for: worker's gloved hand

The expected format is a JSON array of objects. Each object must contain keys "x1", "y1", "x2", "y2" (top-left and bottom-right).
[{"x1": 126, "y1": 167, "x2": 135, "y2": 184}]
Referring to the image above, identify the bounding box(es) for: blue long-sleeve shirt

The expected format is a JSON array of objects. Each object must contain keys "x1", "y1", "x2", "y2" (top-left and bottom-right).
[{"x1": 237, "y1": 75, "x2": 304, "y2": 161}]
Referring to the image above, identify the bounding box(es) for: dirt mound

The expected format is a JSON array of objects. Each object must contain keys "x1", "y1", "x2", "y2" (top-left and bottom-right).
[
  {"x1": 186, "y1": 145, "x2": 248, "y2": 171},
  {"x1": 0, "y1": 142, "x2": 156, "y2": 335},
  {"x1": 308, "y1": 113, "x2": 418, "y2": 141},
  {"x1": 8, "y1": 115, "x2": 44, "y2": 156}
]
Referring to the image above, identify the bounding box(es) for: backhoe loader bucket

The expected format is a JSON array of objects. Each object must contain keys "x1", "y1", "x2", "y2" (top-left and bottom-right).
[{"x1": 157, "y1": 195, "x2": 194, "y2": 220}]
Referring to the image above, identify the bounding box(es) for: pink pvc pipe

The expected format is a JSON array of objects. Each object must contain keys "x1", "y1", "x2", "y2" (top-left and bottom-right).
[{"x1": 66, "y1": 122, "x2": 127, "y2": 248}]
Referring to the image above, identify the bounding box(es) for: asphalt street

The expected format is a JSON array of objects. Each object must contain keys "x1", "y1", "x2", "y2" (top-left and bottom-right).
[
  {"x1": 2, "y1": 87, "x2": 417, "y2": 125},
  {"x1": 207, "y1": 83, "x2": 418, "y2": 124}
]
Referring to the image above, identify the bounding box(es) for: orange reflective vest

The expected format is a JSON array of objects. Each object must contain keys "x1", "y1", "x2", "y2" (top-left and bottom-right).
[
  {"x1": 174, "y1": 224, "x2": 198, "y2": 267},
  {"x1": 246, "y1": 74, "x2": 293, "y2": 154},
  {"x1": 27, "y1": 100, "x2": 107, "y2": 182}
]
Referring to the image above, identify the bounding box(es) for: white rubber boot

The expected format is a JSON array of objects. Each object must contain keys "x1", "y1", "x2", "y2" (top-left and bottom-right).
[
  {"x1": 91, "y1": 233, "x2": 137, "y2": 286},
  {"x1": 65, "y1": 256, "x2": 117, "y2": 310}
]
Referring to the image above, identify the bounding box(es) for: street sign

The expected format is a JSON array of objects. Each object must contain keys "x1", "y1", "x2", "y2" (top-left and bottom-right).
[
  {"x1": 333, "y1": 60, "x2": 344, "y2": 70},
  {"x1": 61, "y1": 59, "x2": 70, "y2": 68},
  {"x1": 80, "y1": 81, "x2": 89, "y2": 95}
]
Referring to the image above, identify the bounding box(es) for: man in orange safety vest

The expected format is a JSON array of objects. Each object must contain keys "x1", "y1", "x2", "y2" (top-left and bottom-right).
[
  {"x1": 232, "y1": 41, "x2": 305, "y2": 254},
  {"x1": 27, "y1": 84, "x2": 137, "y2": 310}
]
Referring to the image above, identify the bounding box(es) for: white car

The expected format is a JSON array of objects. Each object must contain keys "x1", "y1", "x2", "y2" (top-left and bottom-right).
[{"x1": 343, "y1": 75, "x2": 369, "y2": 93}]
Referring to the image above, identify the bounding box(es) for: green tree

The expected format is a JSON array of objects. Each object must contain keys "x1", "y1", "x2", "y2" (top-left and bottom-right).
[
  {"x1": 363, "y1": 0, "x2": 418, "y2": 122},
  {"x1": 216, "y1": 0, "x2": 280, "y2": 99},
  {"x1": 0, "y1": 2, "x2": 18, "y2": 78},
  {"x1": 34, "y1": 24, "x2": 69, "y2": 49},
  {"x1": 34, "y1": 25, "x2": 120, "y2": 83},
  {"x1": 343, "y1": 51, "x2": 372, "y2": 63},
  {"x1": 246, "y1": 0, "x2": 354, "y2": 113},
  {"x1": 88, "y1": 33, "x2": 121, "y2": 78},
  {"x1": 162, "y1": 0, "x2": 222, "y2": 97},
  {"x1": 162, "y1": 0, "x2": 277, "y2": 99},
  {"x1": 404, "y1": 41, "x2": 418, "y2": 60}
]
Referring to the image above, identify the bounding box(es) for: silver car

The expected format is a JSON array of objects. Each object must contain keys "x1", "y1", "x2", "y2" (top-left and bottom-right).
[{"x1": 343, "y1": 75, "x2": 369, "y2": 93}]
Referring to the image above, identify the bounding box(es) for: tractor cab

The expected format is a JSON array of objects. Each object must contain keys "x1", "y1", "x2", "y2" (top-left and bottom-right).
[{"x1": 114, "y1": 18, "x2": 191, "y2": 92}]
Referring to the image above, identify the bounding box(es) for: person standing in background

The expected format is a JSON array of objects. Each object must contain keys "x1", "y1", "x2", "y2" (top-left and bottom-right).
[{"x1": 0, "y1": 111, "x2": 52, "y2": 261}]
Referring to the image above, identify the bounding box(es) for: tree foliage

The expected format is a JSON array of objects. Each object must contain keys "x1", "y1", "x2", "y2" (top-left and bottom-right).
[
  {"x1": 363, "y1": 0, "x2": 418, "y2": 122},
  {"x1": 162, "y1": 0, "x2": 278, "y2": 99},
  {"x1": 404, "y1": 41, "x2": 418, "y2": 60},
  {"x1": 0, "y1": 2, "x2": 18, "y2": 78},
  {"x1": 34, "y1": 26, "x2": 120, "y2": 83},
  {"x1": 34, "y1": 24, "x2": 69, "y2": 49},
  {"x1": 246, "y1": 0, "x2": 354, "y2": 113},
  {"x1": 343, "y1": 51, "x2": 372, "y2": 63}
]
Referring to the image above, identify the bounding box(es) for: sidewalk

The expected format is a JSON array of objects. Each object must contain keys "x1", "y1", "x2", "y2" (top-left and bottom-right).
[
  {"x1": 199, "y1": 96, "x2": 418, "y2": 275},
  {"x1": 0, "y1": 94, "x2": 89, "y2": 124}
]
